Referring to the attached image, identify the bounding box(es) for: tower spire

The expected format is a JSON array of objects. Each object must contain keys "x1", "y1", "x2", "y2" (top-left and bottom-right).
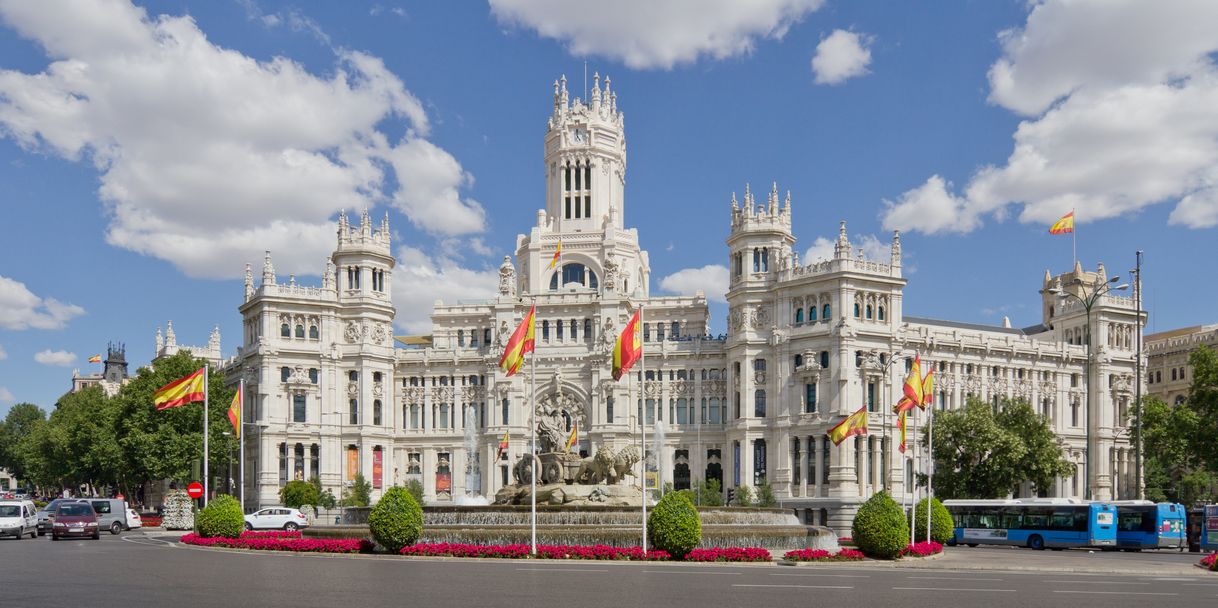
[{"x1": 262, "y1": 251, "x2": 276, "y2": 286}]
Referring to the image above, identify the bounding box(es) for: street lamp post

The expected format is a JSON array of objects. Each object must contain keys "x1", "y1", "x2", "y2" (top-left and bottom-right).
[{"x1": 1049, "y1": 275, "x2": 1128, "y2": 501}]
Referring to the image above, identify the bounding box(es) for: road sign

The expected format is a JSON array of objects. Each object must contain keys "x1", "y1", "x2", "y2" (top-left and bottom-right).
[{"x1": 187, "y1": 482, "x2": 204, "y2": 499}]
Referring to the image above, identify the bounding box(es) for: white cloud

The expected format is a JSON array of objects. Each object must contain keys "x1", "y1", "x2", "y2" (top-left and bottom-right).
[
  {"x1": 658, "y1": 264, "x2": 728, "y2": 303},
  {"x1": 0, "y1": 344, "x2": 7, "y2": 360},
  {"x1": 34, "y1": 349, "x2": 76, "y2": 366},
  {"x1": 803, "y1": 233, "x2": 891, "y2": 263},
  {"x1": 811, "y1": 29, "x2": 872, "y2": 85},
  {"x1": 0, "y1": 275, "x2": 85, "y2": 330},
  {"x1": 0, "y1": 0, "x2": 485, "y2": 279},
  {"x1": 489, "y1": 0, "x2": 824, "y2": 69},
  {"x1": 883, "y1": 0, "x2": 1218, "y2": 235},
  {"x1": 391, "y1": 246, "x2": 499, "y2": 334},
  {"x1": 0, "y1": 387, "x2": 14, "y2": 402}
]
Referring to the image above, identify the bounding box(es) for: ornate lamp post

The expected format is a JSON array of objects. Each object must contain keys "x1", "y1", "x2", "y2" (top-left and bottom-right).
[{"x1": 1049, "y1": 275, "x2": 1128, "y2": 501}]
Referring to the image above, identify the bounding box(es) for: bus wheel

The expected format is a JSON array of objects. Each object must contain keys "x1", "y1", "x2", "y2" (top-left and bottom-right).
[
  {"x1": 945, "y1": 538, "x2": 958, "y2": 547},
  {"x1": 1027, "y1": 535, "x2": 1045, "y2": 550},
  {"x1": 966, "y1": 544, "x2": 978, "y2": 548}
]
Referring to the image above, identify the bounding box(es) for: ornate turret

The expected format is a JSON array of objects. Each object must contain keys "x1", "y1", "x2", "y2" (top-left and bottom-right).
[
  {"x1": 543, "y1": 72, "x2": 627, "y2": 232},
  {"x1": 262, "y1": 251, "x2": 276, "y2": 286},
  {"x1": 165, "y1": 321, "x2": 177, "y2": 348},
  {"x1": 208, "y1": 325, "x2": 221, "y2": 352},
  {"x1": 891, "y1": 230, "x2": 902, "y2": 267},
  {"x1": 834, "y1": 221, "x2": 851, "y2": 259},
  {"x1": 244, "y1": 263, "x2": 254, "y2": 300},
  {"x1": 155, "y1": 327, "x2": 163, "y2": 352}
]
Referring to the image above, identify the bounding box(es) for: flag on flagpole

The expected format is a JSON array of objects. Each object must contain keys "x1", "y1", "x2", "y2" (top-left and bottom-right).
[
  {"x1": 612, "y1": 309, "x2": 643, "y2": 381},
  {"x1": 1049, "y1": 211, "x2": 1074, "y2": 234},
  {"x1": 153, "y1": 367, "x2": 207, "y2": 410},
  {"x1": 828, "y1": 405, "x2": 869, "y2": 446},
  {"x1": 920, "y1": 365, "x2": 935, "y2": 410},
  {"x1": 565, "y1": 422, "x2": 578, "y2": 452},
  {"x1": 894, "y1": 395, "x2": 917, "y2": 414},
  {"x1": 499, "y1": 306, "x2": 536, "y2": 376},
  {"x1": 88, "y1": 354, "x2": 102, "y2": 363},
  {"x1": 898, "y1": 409, "x2": 909, "y2": 453},
  {"x1": 902, "y1": 354, "x2": 924, "y2": 405},
  {"x1": 496, "y1": 429, "x2": 510, "y2": 461},
  {"x1": 548, "y1": 240, "x2": 562, "y2": 270},
  {"x1": 227, "y1": 383, "x2": 242, "y2": 439}
]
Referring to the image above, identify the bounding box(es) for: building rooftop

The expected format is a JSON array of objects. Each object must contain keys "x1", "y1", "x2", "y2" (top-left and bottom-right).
[{"x1": 904, "y1": 315, "x2": 1042, "y2": 336}]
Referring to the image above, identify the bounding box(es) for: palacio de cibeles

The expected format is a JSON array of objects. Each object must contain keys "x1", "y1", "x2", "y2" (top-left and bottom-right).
[{"x1": 224, "y1": 75, "x2": 1141, "y2": 534}]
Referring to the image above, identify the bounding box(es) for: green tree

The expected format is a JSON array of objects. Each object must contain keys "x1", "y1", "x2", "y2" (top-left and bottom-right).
[
  {"x1": 312, "y1": 477, "x2": 338, "y2": 510},
  {"x1": 342, "y1": 473, "x2": 372, "y2": 507},
  {"x1": 0, "y1": 403, "x2": 47, "y2": 483},
  {"x1": 368, "y1": 486, "x2": 423, "y2": 552},
  {"x1": 647, "y1": 491, "x2": 702, "y2": 559},
  {"x1": 913, "y1": 497, "x2": 955, "y2": 544},
  {"x1": 733, "y1": 484, "x2": 754, "y2": 506},
  {"x1": 927, "y1": 398, "x2": 1072, "y2": 499},
  {"x1": 403, "y1": 479, "x2": 424, "y2": 506},
  {"x1": 279, "y1": 479, "x2": 320, "y2": 509},
  {"x1": 755, "y1": 480, "x2": 778, "y2": 507},
  {"x1": 851, "y1": 491, "x2": 908, "y2": 559},
  {"x1": 1186, "y1": 346, "x2": 1218, "y2": 474}
]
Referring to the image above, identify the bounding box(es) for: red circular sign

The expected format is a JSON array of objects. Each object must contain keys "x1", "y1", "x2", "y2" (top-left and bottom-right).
[{"x1": 186, "y1": 483, "x2": 204, "y2": 499}]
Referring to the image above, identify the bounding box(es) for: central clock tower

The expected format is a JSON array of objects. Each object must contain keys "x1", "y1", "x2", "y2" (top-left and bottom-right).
[{"x1": 543, "y1": 73, "x2": 627, "y2": 233}]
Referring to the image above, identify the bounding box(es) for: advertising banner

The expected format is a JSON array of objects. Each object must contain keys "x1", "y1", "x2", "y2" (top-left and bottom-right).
[
  {"x1": 346, "y1": 447, "x2": 358, "y2": 480},
  {"x1": 372, "y1": 449, "x2": 383, "y2": 489}
]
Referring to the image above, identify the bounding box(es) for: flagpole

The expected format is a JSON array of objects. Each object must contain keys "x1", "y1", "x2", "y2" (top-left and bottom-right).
[
  {"x1": 926, "y1": 400, "x2": 934, "y2": 544},
  {"x1": 1072, "y1": 208, "x2": 1077, "y2": 267},
  {"x1": 530, "y1": 305, "x2": 538, "y2": 556},
  {"x1": 640, "y1": 304, "x2": 647, "y2": 553},
  {"x1": 203, "y1": 365, "x2": 210, "y2": 507},
  {"x1": 239, "y1": 379, "x2": 245, "y2": 513},
  {"x1": 909, "y1": 407, "x2": 917, "y2": 547}
]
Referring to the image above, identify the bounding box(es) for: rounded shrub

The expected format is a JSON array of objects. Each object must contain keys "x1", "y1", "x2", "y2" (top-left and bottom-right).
[
  {"x1": 647, "y1": 491, "x2": 702, "y2": 559},
  {"x1": 196, "y1": 494, "x2": 244, "y2": 539},
  {"x1": 851, "y1": 491, "x2": 909, "y2": 560},
  {"x1": 279, "y1": 479, "x2": 319, "y2": 509},
  {"x1": 913, "y1": 497, "x2": 955, "y2": 544},
  {"x1": 368, "y1": 486, "x2": 423, "y2": 553}
]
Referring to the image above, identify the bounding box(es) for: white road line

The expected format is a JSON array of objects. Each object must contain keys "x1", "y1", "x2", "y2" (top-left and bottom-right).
[
  {"x1": 732, "y1": 584, "x2": 854, "y2": 590},
  {"x1": 642, "y1": 570, "x2": 741, "y2": 575},
  {"x1": 907, "y1": 576, "x2": 1003, "y2": 581},
  {"x1": 1052, "y1": 591, "x2": 1177, "y2": 596},
  {"x1": 1045, "y1": 580, "x2": 1149, "y2": 585},
  {"x1": 1183, "y1": 583, "x2": 1218, "y2": 587},
  {"x1": 892, "y1": 587, "x2": 1016, "y2": 593},
  {"x1": 515, "y1": 568, "x2": 609, "y2": 573},
  {"x1": 770, "y1": 573, "x2": 871, "y2": 578}
]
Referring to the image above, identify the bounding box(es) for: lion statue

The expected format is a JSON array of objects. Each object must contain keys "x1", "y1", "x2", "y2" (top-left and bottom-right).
[
  {"x1": 574, "y1": 445, "x2": 617, "y2": 485},
  {"x1": 608, "y1": 444, "x2": 641, "y2": 485}
]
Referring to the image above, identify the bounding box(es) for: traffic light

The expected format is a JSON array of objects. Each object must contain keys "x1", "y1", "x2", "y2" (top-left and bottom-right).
[{"x1": 727, "y1": 488, "x2": 736, "y2": 505}]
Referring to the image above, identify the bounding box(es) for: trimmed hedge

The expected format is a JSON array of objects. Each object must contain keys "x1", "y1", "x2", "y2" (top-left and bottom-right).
[
  {"x1": 647, "y1": 491, "x2": 702, "y2": 559},
  {"x1": 851, "y1": 491, "x2": 908, "y2": 560},
  {"x1": 913, "y1": 497, "x2": 955, "y2": 544},
  {"x1": 196, "y1": 495, "x2": 244, "y2": 539},
  {"x1": 368, "y1": 486, "x2": 423, "y2": 553}
]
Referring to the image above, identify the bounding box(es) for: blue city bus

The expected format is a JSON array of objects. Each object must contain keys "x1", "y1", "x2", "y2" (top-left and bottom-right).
[
  {"x1": 943, "y1": 499, "x2": 1117, "y2": 550},
  {"x1": 1204, "y1": 505, "x2": 1218, "y2": 552},
  {"x1": 1112, "y1": 501, "x2": 1185, "y2": 550}
]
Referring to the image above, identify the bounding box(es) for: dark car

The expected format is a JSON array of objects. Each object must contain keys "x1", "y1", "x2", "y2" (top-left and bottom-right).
[{"x1": 51, "y1": 502, "x2": 100, "y2": 540}]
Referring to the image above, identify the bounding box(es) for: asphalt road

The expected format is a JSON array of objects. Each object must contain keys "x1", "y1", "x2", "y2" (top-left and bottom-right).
[{"x1": 1, "y1": 533, "x2": 1216, "y2": 607}]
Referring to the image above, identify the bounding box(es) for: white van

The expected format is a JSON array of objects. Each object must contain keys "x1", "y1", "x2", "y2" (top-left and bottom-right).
[{"x1": 0, "y1": 500, "x2": 39, "y2": 539}]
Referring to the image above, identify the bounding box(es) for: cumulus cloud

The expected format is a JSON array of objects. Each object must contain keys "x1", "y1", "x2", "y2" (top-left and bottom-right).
[
  {"x1": 803, "y1": 233, "x2": 891, "y2": 263},
  {"x1": 0, "y1": 386, "x2": 14, "y2": 402},
  {"x1": 811, "y1": 29, "x2": 872, "y2": 85},
  {"x1": 658, "y1": 264, "x2": 728, "y2": 303},
  {"x1": 882, "y1": 0, "x2": 1218, "y2": 235},
  {"x1": 0, "y1": 275, "x2": 85, "y2": 330},
  {"x1": 0, "y1": 0, "x2": 485, "y2": 279},
  {"x1": 34, "y1": 349, "x2": 76, "y2": 366},
  {"x1": 391, "y1": 246, "x2": 499, "y2": 334},
  {"x1": 489, "y1": 0, "x2": 824, "y2": 69}
]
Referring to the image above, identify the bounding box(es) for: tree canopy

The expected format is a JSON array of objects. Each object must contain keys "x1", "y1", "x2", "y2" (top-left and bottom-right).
[{"x1": 1143, "y1": 345, "x2": 1218, "y2": 504}]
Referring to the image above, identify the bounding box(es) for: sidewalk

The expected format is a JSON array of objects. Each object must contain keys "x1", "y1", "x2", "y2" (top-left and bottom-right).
[{"x1": 860, "y1": 548, "x2": 1211, "y2": 577}]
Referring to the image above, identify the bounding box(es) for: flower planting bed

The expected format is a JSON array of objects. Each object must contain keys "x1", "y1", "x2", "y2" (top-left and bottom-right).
[
  {"x1": 782, "y1": 548, "x2": 865, "y2": 562},
  {"x1": 684, "y1": 547, "x2": 772, "y2": 562},
  {"x1": 140, "y1": 516, "x2": 163, "y2": 528},
  {"x1": 1201, "y1": 552, "x2": 1217, "y2": 571},
  {"x1": 241, "y1": 530, "x2": 303, "y2": 539},
  {"x1": 400, "y1": 543, "x2": 672, "y2": 560},
  {"x1": 900, "y1": 541, "x2": 943, "y2": 558},
  {"x1": 180, "y1": 533, "x2": 372, "y2": 553}
]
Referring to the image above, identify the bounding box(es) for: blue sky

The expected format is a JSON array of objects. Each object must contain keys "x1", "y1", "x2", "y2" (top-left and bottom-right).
[{"x1": 2, "y1": 0, "x2": 1216, "y2": 414}]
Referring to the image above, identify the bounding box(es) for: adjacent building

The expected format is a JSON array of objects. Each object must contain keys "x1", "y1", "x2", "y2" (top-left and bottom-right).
[
  {"x1": 227, "y1": 75, "x2": 1143, "y2": 529},
  {"x1": 1146, "y1": 324, "x2": 1218, "y2": 405}
]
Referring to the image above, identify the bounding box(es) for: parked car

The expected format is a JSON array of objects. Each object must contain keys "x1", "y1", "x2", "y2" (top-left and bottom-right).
[
  {"x1": 244, "y1": 507, "x2": 310, "y2": 531},
  {"x1": 125, "y1": 508, "x2": 142, "y2": 529},
  {"x1": 76, "y1": 498, "x2": 130, "y2": 534},
  {"x1": 51, "y1": 502, "x2": 100, "y2": 540},
  {"x1": 0, "y1": 500, "x2": 39, "y2": 539},
  {"x1": 37, "y1": 499, "x2": 73, "y2": 536}
]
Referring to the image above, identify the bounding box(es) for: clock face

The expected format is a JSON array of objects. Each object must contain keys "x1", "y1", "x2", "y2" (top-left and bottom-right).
[{"x1": 571, "y1": 128, "x2": 585, "y2": 143}]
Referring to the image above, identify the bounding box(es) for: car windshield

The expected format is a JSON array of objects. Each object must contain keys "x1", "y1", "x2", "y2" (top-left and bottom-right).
[
  {"x1": 41, "y1": 500, "x2": 63, "y2": 512},
  {"x1": 0, "y1": 505, "x2": 20, "y2": 517},
  {"x1": 58, "y1": 504, "x2": 93, "y2": 516}
]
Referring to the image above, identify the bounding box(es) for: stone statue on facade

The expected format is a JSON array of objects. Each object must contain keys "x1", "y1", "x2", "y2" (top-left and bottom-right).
[
  {"x1": 603, "y1": 257, "x2": 619, "y2": 292},
  {"x1": 498, "y1": 256, "x2": 516, "y2": 297}
]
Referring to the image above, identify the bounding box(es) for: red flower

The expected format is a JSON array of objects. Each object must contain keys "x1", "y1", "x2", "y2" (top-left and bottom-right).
[
  {"x1": 782, "y1": 548, "x2": 865, "y2": 562},
  {"x1": 899, "y1": 541, "x2": 943, "y2": 558}
]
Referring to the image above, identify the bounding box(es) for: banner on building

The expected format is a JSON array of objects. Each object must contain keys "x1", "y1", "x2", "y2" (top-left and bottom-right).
[
  {"x1": 346, "y1": 447, "x2": 358, "y2": 480},
  {"x1": 372, "y1": 449, "x2": 383, "y2": 489}
]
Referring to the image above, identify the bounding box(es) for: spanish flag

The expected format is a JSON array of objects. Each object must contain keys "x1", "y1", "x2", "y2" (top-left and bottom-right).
[
  {"x1": 498, "y1": 306, "x2": 536, "y2": 376},
  {"x1": 920, "y1": 366, "x2": 935, "y2": 410},
  {"x1": 153, "y1": 367, "x2": 206, "y2": 410},
  {"x1": 902, "y1": 354, "x2": 924, "y2": 406},
  {"x1": 898, "y1": 409, "x2": 909, "y2": 453},
  {"x1": 828, "y1": 405, "x2": 868, "y2": 446},
  {"x1": 88, "y1": 354, "x2": 102, "y2": 363},
  {"x1": 548, "y1": 240, "x2": 562, "y2": 270},
  {"x1": 227, "y1": 382, "x2": 242, "y2": 439},
  {"x1": 612, "y1": 309, "x2": 642, "y2": 381},
  {"x1": 565, "y1": 422, "x2": 578, "y2": 452},
  {"x1": 496, "y1": 429, "x2": 509, "y2": 460},
  {"x1": 894, "y1": 396, "x2": 917, "y2": 414},
  {"x1": 1049, "y1": 211, "x2": 1074, "y2": 235}
]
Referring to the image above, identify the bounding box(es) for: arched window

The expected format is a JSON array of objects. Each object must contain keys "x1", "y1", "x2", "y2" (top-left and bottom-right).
[
  {"x1": 280, "y1": 323, "x2": 290, "y2": 337},
  {"x1": 865, "y1": 305, "x2": 873, "y2": 320},
  {"x1": 823, "y1": 304, "x2": 831, "y2": 320},
  {"x1": 542, "y1": 320, "x2": 550, "y2": 340},
  {"x1": 671, "y1": 321, "x2": 680, "y2": 339},
  {"x1": 349, "y1": 399, "x2": 359, "y2": 425},
  {"x1": 584, "y1": 318, "x2": 592, "y2": 341},
  {"x1": 309, "y1": 325, "x2": 319, "y2": 339},
  {"x1": 854, "y1": 303, "x2": 862, "y2": 318},
  {"x1": 794, "y1": 354, "x2": 803, "y2": 368},
  {"x1": 549, "y1": 263, "x2": 599, "y2": 290},
  {"x1": 809, "y1": 305, "x2": 817, "y2": 322},
  {"x1": 1171, "y1": 368, "x2": 1177, "y2": 381},
  {"x1": 457, "y1": 329, "x2": 465, "y2": 347},
  {"x1": 308, "y1": 368, "x2": 318, "y2": 384},
  {"x1": 349, "y1": 370, "x2": 358, "y2": 382},
  {"x1": 295, "y1": 324, "x2": 304, "y2": 338},
  {"x1": 794, "y1": 307, "x2": 804, "y2": 324},
  {"x1": 878, "y1": 306, "x2": 885, "y2": 321}
]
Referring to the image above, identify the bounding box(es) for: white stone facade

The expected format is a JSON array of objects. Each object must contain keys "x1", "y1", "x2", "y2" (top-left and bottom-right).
[
  {"x1": 229, "y1": 76, "x2": 1141, "y2": 529},
  {"x1": 1146, "y1": 323, "x2": 1218, "y2": 406}
]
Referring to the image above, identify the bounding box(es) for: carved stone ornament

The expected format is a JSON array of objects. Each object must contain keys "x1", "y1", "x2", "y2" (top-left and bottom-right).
[
  {"x1": 603, "y1": 257, "x2": 619, "y2": 292},
  {"x1": 345, "y1": 322, "x2": 361, "y2": 343},
  {"x1": 372, "y1": 380, "x2": 384, "y2": 399},
  {"x1": 728, "y1": 307, "x2": 746, "y2": 331},
  {"x1": 372, "y1": 323, "x2": 388, "y2": 345},
  {"x1": 599, "y1": 317, "x2": 617, "y2": 354},
  {"x1": 535, "y1": 381, "x2": 585, "y2": 454},
  {"x1": 751, "y1": 305, "x2": 770, "y2": 329},
  {"x1": 347, "y1": 382, "x2": 359, "y2": 398},
  {"x1": 498, "y1": 256, "x2": 517, "y2": 297},
  {"x1": 285, "y1": 366, "x2": 311, "y2": 385}
]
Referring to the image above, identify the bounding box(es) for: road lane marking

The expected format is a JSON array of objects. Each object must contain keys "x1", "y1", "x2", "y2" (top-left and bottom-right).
[
  {"x1": 1053, "y1": 591, "x2": 1177, "y2": 596},
  {"x1": 733, "y1": 584, "x2": 853, "y2": 589},
  {"x1": 515, "y1": 568, "x2": 609, "y2": 573},
  {"x1": 770, "y1": 573, "x2": 871, "y2": 578},
  {"x1": 642, "y1": 570, "x2": 741, "y2": 575},
  {"x1": 907, "y1": 576, "x2": 1003, "y2": 581},
  {"x1": 1183, "y1": 583, "x2": 1218, "y2": 587},
  {"x1": 1045, "y1": 580, "x2": 1149, "y2": 585},
  {"x1": 893, "y1": 587, "x2": 1016, "y2": 592}
]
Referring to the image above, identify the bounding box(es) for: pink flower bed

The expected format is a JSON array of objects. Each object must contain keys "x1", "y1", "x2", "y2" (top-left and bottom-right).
[
  {"x1": 684, "y1": 547, "x2": 772, "y2": 562},
  {"x1": 180, "y1": 533, "x2": 372, "y2": 553},
  {"x1": 900, "y1": 541, "x2": 944, "y2": 558},
  {"x1": 399, "y1": 543, "x2": 671, "y2": 561},
  {"x1": 782, "y1": 548, "x2": 865, "y2": 562},
  {"x1": 240, "y1": 530, "x2": 302, "y2": 539},
  {"x1": 141, "y1": 516, "x2": 163, "y2": 528},
  {"x1": 1201, "y1": 552, "x2": 1217, "y2": 570}
]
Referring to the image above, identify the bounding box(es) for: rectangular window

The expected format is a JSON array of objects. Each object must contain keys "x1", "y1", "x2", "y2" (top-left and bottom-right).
[
  {"x1": 584, "y1": 196, "x2": 590, "y2": 219},
  {"x1": 676, "y1": 398, "x2": 688, "y2": 424},
  {"x1": 349, "y1": 399, "x2": 358, "y2": 425},
  {"x1": 867, "y1": 382, "x2": 876, "y2": 412},
  {"x1": 565, "y1": 198, "x2": 571, "y2": 219},
  {"x1": 805, "y1": 383, "x2": 817, "y2": 413},
  {"x1": 278, "y1": 443, "x2": 288, "y2": 484},
  {"x1": 754, "y1": 389, "x2": 766, "y2": 417},
  {"x1": 556, "y1": 320, "x2": 564, "y2": 339},
  {"x1": 292, "y1": 394, "x2": 306, "y2": 423},
  {"x1": 606, "y1": 396, "x2": 614, "y2": 424}
]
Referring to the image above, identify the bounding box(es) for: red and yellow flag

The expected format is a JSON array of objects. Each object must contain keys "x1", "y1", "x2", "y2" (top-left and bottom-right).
[
  {"x1": 153, "y1": 367, "x2": 206, "y2": 410},
  {"x1": 920, "y1": 366, "x2": 935, "y2": 410},
  {"x1": 898, "y1": 409, "x2": 908, "y2": 453},
  {"x1": 496, "y1": 430, "x2": 509, "y2": 460},
  {"x1": 828, "y1": 405, "x2": 868, "y2": 446},
  {"x1": 498, "y1": 306, "x2": 536, "y2": 376},
  {"x1": 902, "y1": 354, "x2": 924, "y2": 406},
  {"x1": 612, "y1": 309, "x2": 643, "y2": 381},
  {"x1": 565, "y1": 422, "x2": 578, "y2": 452},
  {"x1": 227, "y1": 383, "x2": 242, "y2": 439},
  {"x1": 1049, "y1": 211, "x2": 1074, "y2": 235},
  {"x1": 894, "y1": 396, "x2": 917, "y2": 414},
  {"x1": 548, "y1": 240, "x2": 562, "y2": 270},
  {"x1": 88, "y1": 354, "x2": 102, "y2": 363}
]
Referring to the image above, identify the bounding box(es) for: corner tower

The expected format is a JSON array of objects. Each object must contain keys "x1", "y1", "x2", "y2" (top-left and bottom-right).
[{"x1": 544, "y1": 73, "x2": 627, "y2": 232}]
